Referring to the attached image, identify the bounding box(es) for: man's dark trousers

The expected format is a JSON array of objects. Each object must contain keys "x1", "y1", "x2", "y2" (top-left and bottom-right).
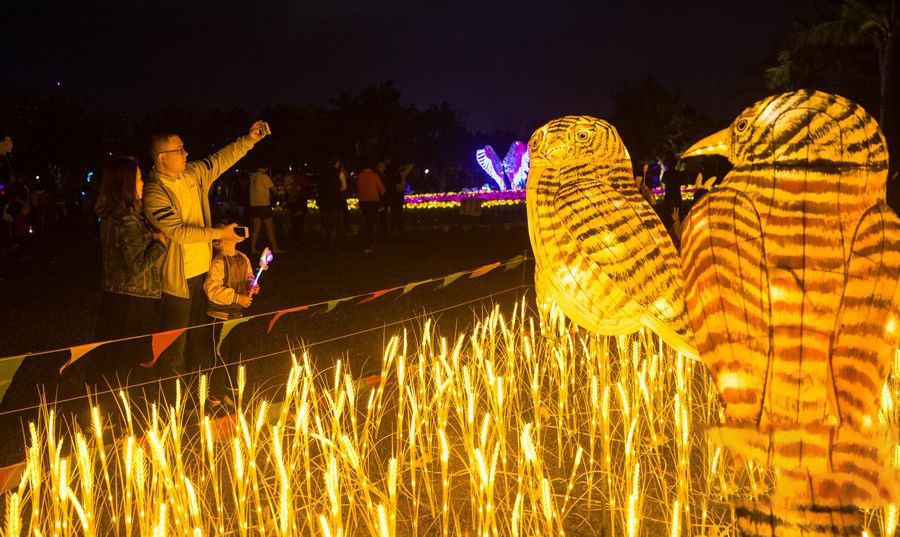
[{"x1": 159, "y1": 275, "x2": 210, "y2": 373}]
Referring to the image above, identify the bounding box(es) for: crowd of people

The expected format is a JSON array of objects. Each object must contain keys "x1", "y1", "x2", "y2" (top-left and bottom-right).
[
  {"x1": 0, "y1": 123, "x2": 427, "y2": 385},
  {"x1": 0, "y1": 138, "x2": 97, "y2": 259}
]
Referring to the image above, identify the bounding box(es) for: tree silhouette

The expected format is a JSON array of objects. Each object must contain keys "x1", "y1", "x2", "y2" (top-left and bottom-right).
[{"x1": 766, "y1": 0, "x2": 897, "y2": 128}]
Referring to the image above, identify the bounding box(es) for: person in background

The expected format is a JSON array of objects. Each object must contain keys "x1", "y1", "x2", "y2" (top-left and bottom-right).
[
  {"x1": 93, "y1": 156, "x2": 168, "y2": 383},
  {"x1": 336, "y1": 160, "x2": 351, "y2": 235},
  {"x1": 204, "y1": 222, "x2": 258, "y2": 359},
  {"x1": 633, "y1": 167, "x2": 653, "y2": 204},
  {"x1": 356, "y1": 161, "x2": 385, "y2": 253},
  {"x1": 2, "y1": 181, "x2": 32, "y2": 255},
  {"x1": 381, "y1": 158, "x2": 413, "y2": 236},
  {"x1": 656, "y1": 153, "x2": 688, "y2": 249},
  {"x1": 318, "y1": 158, "x2": 343, "y2": 251},
  {"x1": 143, "y1": 121, "x2": 267, "y2": 371},
  {"x1": 283, "y1": 166, "x2": 313, "y2": 247},
  {"x1": 248, "y1": 164, "x2": 285, "y2": 255}
]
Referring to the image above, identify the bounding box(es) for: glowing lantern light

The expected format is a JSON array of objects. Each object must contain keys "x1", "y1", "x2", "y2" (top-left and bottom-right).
[
  {"x1": 681, "y1": 90, "x2": 900, "y2": 534},
  {"x1": 525, "y1": 115, "x2": 696, "y2": 357}
]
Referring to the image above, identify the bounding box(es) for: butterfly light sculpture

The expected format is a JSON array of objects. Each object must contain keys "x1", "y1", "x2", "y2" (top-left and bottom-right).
[{"x1": 476, "y1": 141, "x2": 530, "y2": 190}]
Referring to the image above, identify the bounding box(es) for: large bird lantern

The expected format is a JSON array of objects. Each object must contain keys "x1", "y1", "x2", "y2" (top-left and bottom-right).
[
  {"x1": 679, "y1": 90, "x2": 900, "y2": 534},
  {"x1": 525, "y1": 115, "x2": 696, "y2": 357},
  {"x1": 526, "y1": 93, "x2": 900, "y2": 535}
]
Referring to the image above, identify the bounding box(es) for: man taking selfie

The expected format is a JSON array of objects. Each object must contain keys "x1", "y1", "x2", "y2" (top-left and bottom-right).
[{"x1": 144, "y1": 121, "x2": 269, "y2": 370}]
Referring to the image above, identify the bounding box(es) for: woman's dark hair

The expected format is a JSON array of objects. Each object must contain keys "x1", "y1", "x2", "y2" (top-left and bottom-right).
[{"x1": 95, "y1": 156, "x2": 140, "y2": 215}]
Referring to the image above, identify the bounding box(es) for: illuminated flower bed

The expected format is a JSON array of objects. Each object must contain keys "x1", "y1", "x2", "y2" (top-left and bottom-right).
[
  {"x1": 650, "y1": 186, "x2": 697, "y2": 197},
  {"x1": 306, "y1": 187, "x2": 700, "y2": 213},
  {"x1": 307, "y1": 190, "x2": 526, "y2": 211},
  {"x1": 10, "y1": 304, "x2": 898, "y2": 535}
]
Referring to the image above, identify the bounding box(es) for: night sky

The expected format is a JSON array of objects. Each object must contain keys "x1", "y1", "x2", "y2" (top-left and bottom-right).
[{"x1": 2, "y1": 1, "x2": 814, "y2": 133}]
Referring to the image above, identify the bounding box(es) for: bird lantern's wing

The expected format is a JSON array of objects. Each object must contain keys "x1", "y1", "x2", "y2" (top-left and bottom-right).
[
  {"x1": 832, "y1": 202, "x2": 900, "y2": 419},
  {"x1": 819, "y1": 201, "x2": 900, "y2": 506},
  {"x1": 476, "y1": 146, "x2": 507, "y2": 190},
  {"x1": 553, "y1": 178, "x2": 697, "y2": 356},
  {"x1": 680, "y1": 187, "x2": 772, "y2": 425}
]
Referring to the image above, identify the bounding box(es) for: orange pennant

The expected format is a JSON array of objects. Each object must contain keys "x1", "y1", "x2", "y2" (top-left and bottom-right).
[
  {"x1": 0, "y1": 460, "x2": 26, "y2": 495},
  {"x1": 469, "y1": 262, "x2": 502, "y2": 279},
  {"x1": 210, "y1": 413, "x2": 238, "y2": 442},
  {"x1": 358, "y1": 287, "x2": 401, "y2": 304},
  {"x1": 267, "y1": 305, "x2": 309, "y2": 334},
  {"x1": 141, "y1": 328, "x2": 186, "y2": 368},
  {"x1": 59, "y1": 341, "x2": 105, "y2": 374}
]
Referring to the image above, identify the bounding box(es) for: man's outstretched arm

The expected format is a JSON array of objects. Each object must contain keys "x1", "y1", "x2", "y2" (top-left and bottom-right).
[{"x1": 186, "y1": 120, "x2": 270, "y2": 186}]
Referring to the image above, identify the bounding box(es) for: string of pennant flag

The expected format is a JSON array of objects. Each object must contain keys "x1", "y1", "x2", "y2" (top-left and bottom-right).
[{"x1": 0, "y1": 255, "x2": 529, "y2": 403}]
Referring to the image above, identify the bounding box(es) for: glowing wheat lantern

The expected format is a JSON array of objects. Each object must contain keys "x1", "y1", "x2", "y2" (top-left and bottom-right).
[
  {"x1": 681, "y1": 90, "x2": 900, "y2": 535},
  {"x1": 525, "y1": 115, "x2": 697, "y2": 356}
]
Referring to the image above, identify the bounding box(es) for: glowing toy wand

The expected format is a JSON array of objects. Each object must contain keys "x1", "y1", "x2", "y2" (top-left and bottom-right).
[{"x1": 252, "y1": 247, "x2": 274, "y2": 287}]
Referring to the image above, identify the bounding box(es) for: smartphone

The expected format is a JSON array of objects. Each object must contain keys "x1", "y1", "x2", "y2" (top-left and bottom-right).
[
  {"x1": 259, "y1": 122, "x2": 272, "y2": 136},
  {"x1": 235, "y1": 226, "x2": 249, "y2": 238}
]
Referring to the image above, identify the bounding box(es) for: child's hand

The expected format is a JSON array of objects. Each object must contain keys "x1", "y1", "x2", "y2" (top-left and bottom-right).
[
  {"x1": 249, "y1": 283, "x2": 260, "y2": 296},
  {"x1": 236, "y1": 295, "x2": 253, "y2": 308}
]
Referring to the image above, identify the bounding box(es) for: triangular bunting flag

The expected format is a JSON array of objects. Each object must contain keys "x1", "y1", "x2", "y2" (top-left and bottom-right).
[
  {"x1": 141, "y1": 328, "x2": 186, "y2": 368},
  {"x1": 267, "y1": 305, "x2": 309, "y2": 334},
  {"x1": 437, "y1": 271, "x2": 467, "y2": 289},
  {"x1": 355, "y1": 374, "x2": 391, "y2": 392},
  {"x1": 402, "y1": 280, "x2": 426, "y2": 295},
  {"x1": 313, "y1": 297, "x2": 347, "y2": 317},
  {"x1": 0, "y1": 460, "x2": 27, "y2": 495},
  {"x1": 0, "y1": 353, "x2": 29, "y2": 405},
  {"x1": 469, "y1": 262, "x2": 502, "y2": 279},
  {"x1": 210, "y1": 413, "x2": 238, "y2": 443},
  {"x1": 504, "y1": 255, "x2": 526, "y2": 271},
  {"x1": 59, "y1": 341, "x2": 105, "y2": 374},
  {"x1": 358, "y1": 287, "x2": 401, "y2": 304},
  {"x1": 217, "y1": 317, "x2": 252, "y2": 357}
]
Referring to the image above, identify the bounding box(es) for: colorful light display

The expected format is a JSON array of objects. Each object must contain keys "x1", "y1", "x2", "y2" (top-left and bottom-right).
[
  {"x1": 306, "y1": 189, "x2": 527, "y2": 211},
  {"x1": 476, "y1": 142, "x2": 531, "y2": 190},
  {"x1": 681, "y1": 90, "x2": 899, "y2": 535}
]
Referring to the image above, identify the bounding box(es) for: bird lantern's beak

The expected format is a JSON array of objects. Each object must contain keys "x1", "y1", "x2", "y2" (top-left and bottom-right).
[
  {"x1": 545, "y1": 140, "x2": 569, "y2": 162},
  {"x1": 682, "y1": 128, "x2": 729, "y2": 160}
]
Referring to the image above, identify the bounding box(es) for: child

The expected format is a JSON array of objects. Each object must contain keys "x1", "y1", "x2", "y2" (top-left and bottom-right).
[{"x1": 204, "y1": 224, "x2": 258, "y2": 358}]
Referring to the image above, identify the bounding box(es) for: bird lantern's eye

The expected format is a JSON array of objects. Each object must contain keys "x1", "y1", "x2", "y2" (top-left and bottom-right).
[
  {"x1": 735, "y1": 119, "x2": 749, "y2": 133},
  {"x1": 530, "y1": 132, "x2": 544, "y2": 151},
  {"x1": 575, "y1": 130, "x2": 591, "y2": 143}
]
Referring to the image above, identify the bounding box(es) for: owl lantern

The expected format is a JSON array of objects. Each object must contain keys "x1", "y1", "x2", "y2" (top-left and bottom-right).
[
  {"x1": 525, "y1": 115, "x2": 696, "y2": 356},
  {"x1": 680, "y1": 90, "x2": 900, "y2": 533}
]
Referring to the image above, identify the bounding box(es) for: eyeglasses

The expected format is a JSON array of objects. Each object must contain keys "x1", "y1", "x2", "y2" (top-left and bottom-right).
[{"x1": 158, "y1": 147, "x2": 187, "y2": 156}]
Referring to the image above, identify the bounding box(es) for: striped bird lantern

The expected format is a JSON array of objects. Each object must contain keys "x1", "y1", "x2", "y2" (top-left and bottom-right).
[
  {"x1": 525, "y1": 115, "x2": 697, "y2": 356},
  {"x1": 681, "y1": 90, "x2": 900, "y2": 535}
]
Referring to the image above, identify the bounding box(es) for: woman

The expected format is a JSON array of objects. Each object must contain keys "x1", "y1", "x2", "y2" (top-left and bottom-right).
[
  {"x1": 92, "y1": 157, "x2": 167, "y2": 380},
  {"x1": 356, "y1": 161, "x2": 386, "y2": 253}
]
